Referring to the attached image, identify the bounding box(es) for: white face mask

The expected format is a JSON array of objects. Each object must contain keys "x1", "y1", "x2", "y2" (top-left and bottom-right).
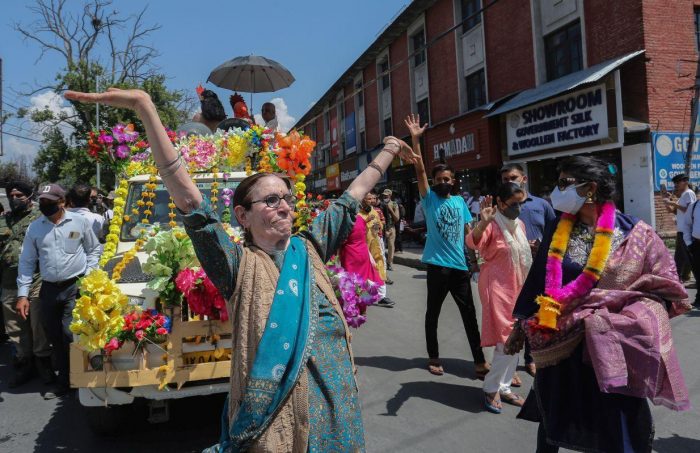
[{"x1": 550, "y1": 183, "x2": 588, "y2": 214}]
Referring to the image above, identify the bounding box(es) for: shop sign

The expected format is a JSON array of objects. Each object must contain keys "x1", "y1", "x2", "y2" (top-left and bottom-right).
[
  {"x1": 345, "y1": 112, "x2": 357, "y2": 155},
  {"x1": 432, "y1": 131, "x2": 475, "y2": 160},
  {"x1": 326, "y1": 163, "x2": 341, "y2": 190},
  {"x1": 652, "y1": 132, "x2": 700, "y2": 190},
  {"x1": 506, "y1": 83, "x2": 608, "y2": 156},
  {"x1": 341, "y1": 168, "x2": 358, "y2": 183},
  {"x1": 331, "y1": 116, "x2": 339, "y2": 157},
  {"x1": 314, "y1": 178, "x2": 327, "y2": 190}
]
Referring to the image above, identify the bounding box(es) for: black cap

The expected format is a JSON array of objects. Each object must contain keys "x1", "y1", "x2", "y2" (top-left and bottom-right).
[{"x1": 672, "y1": 173, "x2": 689, "y2": 183}]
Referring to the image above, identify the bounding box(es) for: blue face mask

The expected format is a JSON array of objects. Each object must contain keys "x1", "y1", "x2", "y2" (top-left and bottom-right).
[{"x1": 550, "y1": 183, "x2": 588, "y2": 214}]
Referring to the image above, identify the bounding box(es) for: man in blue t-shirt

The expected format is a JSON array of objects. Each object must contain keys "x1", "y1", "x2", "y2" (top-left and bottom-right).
[
  {"x1": 405, "y1": 114, "x2": 488, "y2": 378},
  {"x1": 500, "y1": 163, "x2": 556, "y2": 378}
]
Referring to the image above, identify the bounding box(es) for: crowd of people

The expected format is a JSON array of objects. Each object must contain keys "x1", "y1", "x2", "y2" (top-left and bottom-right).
[{"x1": 0, "y1": 83, "x2": 694, "y2": 453}]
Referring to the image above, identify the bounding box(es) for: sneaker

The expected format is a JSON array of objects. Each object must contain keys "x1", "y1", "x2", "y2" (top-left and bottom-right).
[
  {"x1": 376, "y1": 298, "x2": 395, "y2": 307},
  {"x1": 387, "y1": 264, "x2": 394, "y2": 271},
  {"x1": 385, "y1": 278, "x2": 394, "y2": 285}
]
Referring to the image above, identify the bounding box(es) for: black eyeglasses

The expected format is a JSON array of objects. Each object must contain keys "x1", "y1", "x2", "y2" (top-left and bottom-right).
[
  {"x1": 250, "y1": 194, "x2": 296, "y2": 209},
  {"x1": 556, "y1": 177, "x2": 588, "y2": 191}
]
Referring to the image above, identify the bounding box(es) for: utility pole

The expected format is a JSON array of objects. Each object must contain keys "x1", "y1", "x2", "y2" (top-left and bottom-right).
[
  {"x1": 96, "y1": 76, "x2": 101, "y2": 189},
  {"x1": 1, "y1": 57, "x2": 4, "y2": 157},
  {"x1": 685, "y1": 58, "x2": 700, "y2": 178}
]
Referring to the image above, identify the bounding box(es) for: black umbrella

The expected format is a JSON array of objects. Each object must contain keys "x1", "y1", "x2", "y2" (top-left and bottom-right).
[{"x1": 207, "y1": 55, "x2": 295, "y2": 111}]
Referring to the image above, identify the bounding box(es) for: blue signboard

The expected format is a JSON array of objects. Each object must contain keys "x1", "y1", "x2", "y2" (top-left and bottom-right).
[
  {"x1": 345, "y1": 112, "x2": 357, "y2": 155},
  {"x1": 652, "y1": 132, "x2": 700, "y2": 190}
]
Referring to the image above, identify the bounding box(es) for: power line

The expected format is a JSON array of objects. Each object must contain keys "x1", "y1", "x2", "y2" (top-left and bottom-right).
[
  {"x1": 1, "y1": 130, "x2": 43, "y2": 143},
  {"x1": 296, "y1": 0, "x2": 504, "y2": 131}
]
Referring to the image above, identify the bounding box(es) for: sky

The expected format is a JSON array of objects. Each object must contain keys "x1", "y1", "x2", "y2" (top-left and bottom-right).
[{"x1": 0, "y1": 0, "x2": 409, "y2": 163}]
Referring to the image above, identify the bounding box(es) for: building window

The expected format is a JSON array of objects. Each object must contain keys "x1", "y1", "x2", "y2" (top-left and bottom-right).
[
  {"x1": 411, "y1": 29, "x2": 426, "y2": 67},
  {"x1": 355, "y1": 80, "x2": 364, "y2": 107},
  {"x1": 695, "y1": 8, "x2": 700, "y2": 52},
  {"x1": 323, "y1": 110, "x2": 330, "y2": 143},
  {"x1": 383, "y1": 117, "x2": 393, "y2": 137},
  {"x1": 544, "y1": 20, "x2": 583, "y2": 81},
  {"x1": 466, "y1": 69, "x2": 486, "y2": 110},
  {"x1": 461, "y1": 0, "x2": 481, "y2": 34},
  {"x1": 416, "y1": 98, "x2": 430, "y2": 125},
  {"x1": 380, "y1": 59, "x2": 390, "y2": 90}
]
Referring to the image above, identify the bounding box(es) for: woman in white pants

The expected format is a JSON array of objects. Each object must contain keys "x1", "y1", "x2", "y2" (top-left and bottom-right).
[{"x1": 467, "y1": 183, "x2": 532, "y2": 413}]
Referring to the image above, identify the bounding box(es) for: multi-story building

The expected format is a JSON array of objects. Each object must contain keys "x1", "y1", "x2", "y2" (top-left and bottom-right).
[{"x1": 294, "y1": 0, "x2": 700, "y2": 232}]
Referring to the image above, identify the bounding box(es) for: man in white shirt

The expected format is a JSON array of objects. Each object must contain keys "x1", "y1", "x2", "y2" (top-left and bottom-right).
[
  {"x1": 17, "y1": 183, "x2": 101, "y2": 398},
  {"x1": 665, "y1": 174, "x2": 696, "y2": 281},
  {"x1": 686, "y1": 197, "x2": 700, "y2": 307},
  {"x1": 261, "y1": 102, "x2": 279, "y2": 131},
  {"x1": 467, "y1": 188, "x2": 483, "y2": 221},
  {"x1": 67, "y1": 184, "x2": 105, "y2": 247}
]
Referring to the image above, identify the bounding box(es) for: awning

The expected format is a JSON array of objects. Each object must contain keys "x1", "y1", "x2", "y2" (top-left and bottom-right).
[{"x1": 486, "y1": 49, "x2": 645, "y2": 117}]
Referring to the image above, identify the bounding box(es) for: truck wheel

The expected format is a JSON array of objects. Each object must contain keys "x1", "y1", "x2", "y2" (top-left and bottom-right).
[{"x1": 84, "y1": 405, "x2": 130, "y2": 436}]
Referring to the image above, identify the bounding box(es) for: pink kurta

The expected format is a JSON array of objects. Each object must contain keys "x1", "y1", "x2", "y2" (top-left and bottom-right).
[
  {"x1": 339, "y1": 216, "x2": 383, "y2": 284},
  {"x1": 467, "y1": 220, "x2": 527, "y2": 347}
]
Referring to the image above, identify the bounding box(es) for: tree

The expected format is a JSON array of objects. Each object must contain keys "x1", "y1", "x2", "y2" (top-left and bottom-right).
[
  {"x1": 0, "y1": 157, "x2": 34, "y2": 188},
  {"x1": 14, "y1": 0, "x2": 194, "y2": 188},
  {"x1": 32, "y1": 127, "x2": 91, "y2": 186}
]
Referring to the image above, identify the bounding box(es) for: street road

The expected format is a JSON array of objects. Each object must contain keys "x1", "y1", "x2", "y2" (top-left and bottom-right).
[{"x1": 1, "y1": 263, "x2": 699, "y2": 452}]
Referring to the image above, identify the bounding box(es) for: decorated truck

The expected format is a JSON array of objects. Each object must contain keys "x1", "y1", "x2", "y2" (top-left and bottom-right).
[{"x1": 68, "y1": 123, "x2": 314, "y2": 434}]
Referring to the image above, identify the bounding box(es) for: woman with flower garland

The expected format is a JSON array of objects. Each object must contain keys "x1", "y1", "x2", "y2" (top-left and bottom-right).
[
  {"x1": 467, "y1": 182, "x2": 531, "y2": 414},
  {"x1": 505, "y1": 156, "x2": 691, "y2": 453},
  {"x1": 65, "y1": 87, "x2": 417, "y2": 453}
]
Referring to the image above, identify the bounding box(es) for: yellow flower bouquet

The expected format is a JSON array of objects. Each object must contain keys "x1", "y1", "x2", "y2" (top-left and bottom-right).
[{"x1": 69, "y1": 269, "x2": 129, "y2": 352}]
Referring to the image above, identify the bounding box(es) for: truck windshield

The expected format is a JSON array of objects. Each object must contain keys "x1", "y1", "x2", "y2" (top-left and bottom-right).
[{"x1": 120, "y1": 181, "x2": 240, "y2": 241}]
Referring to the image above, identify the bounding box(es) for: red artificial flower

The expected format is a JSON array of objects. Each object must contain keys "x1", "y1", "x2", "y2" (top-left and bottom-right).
[
  {"x1": 104, "y1": 337, "x2": 122, "y2": 354},
  {"x1": 156, "y1": 327, "x2": 168, "y2": 335}
]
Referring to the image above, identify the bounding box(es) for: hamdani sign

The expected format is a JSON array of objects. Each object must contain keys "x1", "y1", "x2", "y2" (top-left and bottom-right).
[
  {"x1": 506, "y1": 83, "x2": 608, "y2": 156},
  {"x1": 432, "y1": 131, "x2": 475, "y2": 159}
]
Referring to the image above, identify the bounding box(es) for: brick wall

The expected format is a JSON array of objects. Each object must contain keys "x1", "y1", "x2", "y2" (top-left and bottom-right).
[
  {"x1": 363, "y1": 64, "x2": 380, "y2": 149},
  {"x1": 426, "y1": 0, "x2": 460, "y2": 123},
  {"x1": 344, "y1": 83, "x2": 354, "y2": 116},
  {"x1": 641, "y1": 0, "x2": 698, "y2": 132},
  {"x1": 390, "y1": 31, "x2": 412, "y2": 139},
  {"x1": 483, "y1": 0, "x2": 536, "y2": 100}
]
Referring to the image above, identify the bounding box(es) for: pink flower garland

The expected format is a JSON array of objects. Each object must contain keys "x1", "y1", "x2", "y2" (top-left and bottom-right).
[{"x1": 544, "y1": 201, "x2": 616, "y2": 305}]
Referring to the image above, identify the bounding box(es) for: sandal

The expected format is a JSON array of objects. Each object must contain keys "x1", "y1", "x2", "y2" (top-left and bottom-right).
[
  {"x1": 500, "y1": 392, "x2": 525, "y2": 407},
  {"x1": 484, "y1": 392, "x2": 502, "y2": 414},
  {"x1": 475, "y1": 362, "x2": 490, "y2": 381},
  {"x1": 511, "y1": 372, "x2": 522, "y2": 387},
  {"x1": 427, "y1": 359, "x2": 444, "y2": 376}
]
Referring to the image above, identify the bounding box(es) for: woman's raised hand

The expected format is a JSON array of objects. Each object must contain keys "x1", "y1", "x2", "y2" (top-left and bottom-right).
[
  {"x1": 64, "y1": 88, "x2": 151, "y2": 112},
  {"x1": 404, "y1": 113, "x2": 427, "y2": 138},
  {"x1": 479, "y1": 195, "x2": 496, "y2": 223}
]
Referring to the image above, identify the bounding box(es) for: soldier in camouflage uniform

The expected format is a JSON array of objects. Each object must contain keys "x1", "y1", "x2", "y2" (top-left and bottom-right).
[{"x1": 1, "y1": 181, "x2": 52, "y2": 388}]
